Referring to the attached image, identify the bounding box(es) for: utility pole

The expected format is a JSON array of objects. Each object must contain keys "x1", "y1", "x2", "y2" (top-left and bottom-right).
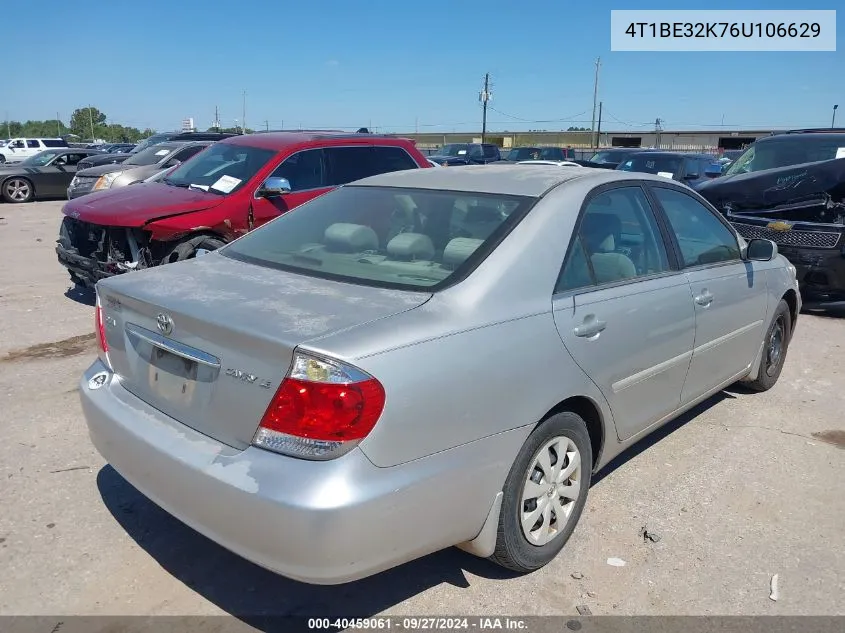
[
  {"x1": 242, "y1": 90, "x2": 247, "y2": 132},
  {"x1": 415, "y1": 117, "x2": 419, "y2": 134},
  {"x1": 264, "y1": 120, "x2": 269, "y2": 131},
  {"x1": 596, "y1": 101, "x2": 603, "y2": 149},
  {"x1": 88, "y1": 105, "x2": 95, "y2": 142},
  {"x1": 6, "y1": 112, "x2": 10, "y2": 139},
  {"x1": 214, "y1": 105, "x2": 220, "y2": 131},
  {"x1": 57, "y1": 112, "x2": 61, "y2": 137},
  {"x1": 833, "y1": 105, "x2": 839, "y2": 128},
  {"x1": 654, "y1": 118, "x2": 664, "y2": 148},
  {"x1": 590, "y1": 57, "x2": 601, "y2": 151},
  {"x1": 479, "y1": 73, "x2": 491, "y2": 144}
]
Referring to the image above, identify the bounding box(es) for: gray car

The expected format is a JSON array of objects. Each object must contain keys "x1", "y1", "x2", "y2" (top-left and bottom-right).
[
  {"x1": 67, "y1": 141, "x2": 211, "y2": 199},
  {"x1": 79, "y1": 165, "x2": 800, "y2": 584}
]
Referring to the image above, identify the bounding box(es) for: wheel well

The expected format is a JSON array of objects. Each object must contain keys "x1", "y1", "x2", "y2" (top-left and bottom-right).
[
  {"x1": 541, "y1": 396, "x2": 604, "y2": 469},
  {"x1": 782, "y1": 288, "x2": 798, "y2": 332}
]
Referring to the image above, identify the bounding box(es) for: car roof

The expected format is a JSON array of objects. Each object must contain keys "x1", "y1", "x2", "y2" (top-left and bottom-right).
[
  {"x1": 221, "y1": 131, "x2": 413, "y2": 151},
  {"x1": 353, "y1": 163, "x2": 647, "y2": 197},
  {"x1": 760, "y1": 131, "x2": 845, "y2": 142},
  {"x1": 627, "y1": 151, "x2": 714, "y2": 159}
]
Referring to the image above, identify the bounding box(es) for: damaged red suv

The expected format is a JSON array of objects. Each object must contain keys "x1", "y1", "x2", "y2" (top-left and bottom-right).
[{"x1": 57, "y1": 132, "x2": 430, "y2": 287}]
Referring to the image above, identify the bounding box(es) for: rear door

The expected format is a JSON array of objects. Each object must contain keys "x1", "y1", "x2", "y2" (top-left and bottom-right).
[
  {"x1": 553, "y1": 184, "x2": 695, "y2": 440},
  {"x1": 648, "y1": 185, "x2": 769, "y2": 402}
]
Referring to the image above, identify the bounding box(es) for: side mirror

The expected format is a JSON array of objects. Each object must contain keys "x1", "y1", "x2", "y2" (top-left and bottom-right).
[
  {"x1": 704, "y1": 164, "x2": 723, "y2": 178},
  {"x1": 745, "y1": 238, "x2": 777, "y2": 261},
  {"x1": 258, "y1": 176, "x2": 291, "y2": 197},
  {"x1": 163, "y1": 158, "x2": 181, "y2": 169}
]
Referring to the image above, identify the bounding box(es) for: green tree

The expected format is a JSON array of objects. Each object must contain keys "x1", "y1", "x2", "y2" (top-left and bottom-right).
[
  {"x1": 70, "y1": 106, "x2": 107, "y2": 140},
  {"x1": 567, "y1": 126, "x2": 589, "y2": 131}
]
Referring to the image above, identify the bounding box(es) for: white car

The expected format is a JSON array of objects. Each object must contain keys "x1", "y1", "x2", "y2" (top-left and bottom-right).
[
  {"x1": 0, "y1": 138, "x2": 69, "y2": 164},
  {"x1": 517, "y1": 160, "x2": 582, "y2": 167},
  {"x1": 427, "y1": 159, "x2": 443, "y2": 168}
]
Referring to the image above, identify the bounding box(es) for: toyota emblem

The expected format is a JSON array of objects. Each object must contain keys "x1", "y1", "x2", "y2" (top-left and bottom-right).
[{"x1": 156, "y1": 313, "x2": 174, "y2": 335}]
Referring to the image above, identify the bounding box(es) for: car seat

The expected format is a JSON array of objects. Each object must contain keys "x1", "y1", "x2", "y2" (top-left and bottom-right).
[{"x1": 580, "y1": 213, "x2": 637, "y2": 283}]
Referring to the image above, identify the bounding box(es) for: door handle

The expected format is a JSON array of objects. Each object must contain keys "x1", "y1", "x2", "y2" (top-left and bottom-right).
[
  {"x1": 573, "y1": 317, "x2": 607, "y2": 338},
  {"x1": 694, "y1": 290, "x2": 714, "y2": 307}
]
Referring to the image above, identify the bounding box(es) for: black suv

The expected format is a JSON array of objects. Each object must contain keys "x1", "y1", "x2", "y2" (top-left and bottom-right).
[
  {"x1": 696, "y1": 130, "x2": 845, "y2": 305},
  {"x1": 77, "y1": 131, "x2": 239, "y2": 170},
  {"x1": 429, "y1": 143, "x2": 501, "y2": 166},
  {"x1": 503, "y1": 146, "x2": 578, "y2": 162}
]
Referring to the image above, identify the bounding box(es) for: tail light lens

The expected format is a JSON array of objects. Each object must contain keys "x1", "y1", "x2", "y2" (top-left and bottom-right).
[
  {"x1": 253, "y1": 351, "x2": 385, "y2": 460},
  {"x1": 94, "y1": 293, "x2": 110, "y2": 364}
]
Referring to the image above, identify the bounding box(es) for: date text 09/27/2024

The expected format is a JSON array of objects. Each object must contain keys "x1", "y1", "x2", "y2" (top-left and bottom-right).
[{"x1": 307, "y1": 618, "x2": 529, "y2": 630}]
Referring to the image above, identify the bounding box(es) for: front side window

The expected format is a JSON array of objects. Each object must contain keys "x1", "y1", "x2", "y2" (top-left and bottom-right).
[
  {"x1": 652, "y1": 187, "x2": 740, "y2": 267},
  {"x1": 21, "y1": 151, "x2": 61, "y2": 166},
  {"x1": 557, "y1": 186, "x2": 670, "y2": 291},
  {"x1": 270, "y1": 149, "x2": 327, "y2": 191},
  {"x1": 223, "y1": 185, "x2": 532, "y2": 290},
  {"x1": 163, "y1": 143, "x2": 276, "y2": 194}
]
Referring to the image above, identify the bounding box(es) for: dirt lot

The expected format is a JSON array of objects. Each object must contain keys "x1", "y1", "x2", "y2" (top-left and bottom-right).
[{"x1": 0, "y1": 201, "x2": 843, "y2": 620}]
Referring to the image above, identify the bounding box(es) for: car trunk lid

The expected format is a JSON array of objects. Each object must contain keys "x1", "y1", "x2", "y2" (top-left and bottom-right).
[{"x1": 96, "y1": 253, "x2": 431, "y2": 449}]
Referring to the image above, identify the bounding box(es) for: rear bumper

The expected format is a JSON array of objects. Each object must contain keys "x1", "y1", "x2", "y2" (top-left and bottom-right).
[{"x1": 80, "y1": 361, "x2": 519, "y2": 584}]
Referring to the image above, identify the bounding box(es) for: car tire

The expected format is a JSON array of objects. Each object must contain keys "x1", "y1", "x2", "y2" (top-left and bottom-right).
[
  {"x1": 2, "y1": 177, "x2": 34, "y2": 203},
  {"x1": 744, "y1": 299, "x2": 792, "y2": 392},
  {"x1": 490, "y1": 411, "x2": 592, "y2": 573},
  {"x1": 161, "y1": 235, "x2": 227, "y2": 265}
]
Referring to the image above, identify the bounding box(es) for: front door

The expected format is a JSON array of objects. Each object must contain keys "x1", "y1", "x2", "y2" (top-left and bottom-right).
[
  {"x1": 649, "y1": 185, "x2": 769, "y2": 403},
  {"x1": 553, "y1": 185, "x2": 695, "y2": 441},
  {"x1": 250, "y1": 148, "x2": 332, "y2": 228}
]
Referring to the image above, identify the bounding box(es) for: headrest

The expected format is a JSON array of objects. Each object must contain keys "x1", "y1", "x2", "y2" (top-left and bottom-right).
[
  {"x1": 324, "y1": 223, "x2": 378, "y2": 252},
  {"x1": 581, "y1": 213, "x2": 620, "y2": 253},
  {"x1": 387, "y1": 233, "x2": 435, "y2": 260},
  {"x1": 443, "y1": 238, "x2": 483, "y2": 267}
]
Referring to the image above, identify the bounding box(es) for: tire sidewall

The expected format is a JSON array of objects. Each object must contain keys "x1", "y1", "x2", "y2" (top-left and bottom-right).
[
  {"x1": 3, "y1": 177, "x2": 33, "y2": 203},
  {"x1": 498, "y1": 412, "x2": 593, "y2": 571},
  {"x1": 758, "y1": 300, "x2": 792, "y2": 389}
]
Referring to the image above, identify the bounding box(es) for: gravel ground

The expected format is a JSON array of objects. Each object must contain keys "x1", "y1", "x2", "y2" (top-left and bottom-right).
[{"x1": 0, "y1": 201, "x2": 842, "y2": 621}]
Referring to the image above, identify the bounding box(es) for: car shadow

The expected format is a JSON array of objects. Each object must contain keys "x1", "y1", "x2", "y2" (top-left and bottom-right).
[
  {"x1": 96, "y1": 389, "x2": 736, "y2": 627},
  {"x1": 801, "y1": 304, "x2": 845, "y2": 319},
  {"x1": 64, "y1": 285, "x2": 95, "y2": 306},
  {"x1": 96, "y1": 466, "x2": 518, "y2": 628}
]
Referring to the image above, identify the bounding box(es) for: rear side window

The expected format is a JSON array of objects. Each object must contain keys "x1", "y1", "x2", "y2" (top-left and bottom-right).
[
  {"x1": 652, "y1": 187, "x2": 740, "y2": 267},
  {"x1": 42, "y1": 139, "x2": 68, "y2": 148},
  {"x1": 371, "y1": 146, "x2": 418, "y2": 173},
  {"x1": 483, "y1": 145, "x2": 499, "y2": 159},
  {"x1": 540, "y1": 148, "x2": 564, "y2": 160},
  {"x1": 26, "y1": 140, "x2": 41, "y2": 148},
  {"x1": 324, "y1": 146, "x2": 376, "y2": 185},
  {"x1": 223, "y1": 185, "x2": 532, "y2": 290}
]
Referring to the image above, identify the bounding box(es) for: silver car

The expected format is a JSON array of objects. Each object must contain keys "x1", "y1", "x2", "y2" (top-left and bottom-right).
[
  {"x1": 67, "y1": 141, "x2": 211, "y2": 199},
  {"x1": 80, "y1": 165, "x2": 800, "y2": 584}
]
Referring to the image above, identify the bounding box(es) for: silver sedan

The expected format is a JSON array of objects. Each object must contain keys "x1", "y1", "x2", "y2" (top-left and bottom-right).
[{"x1": 79, "y1": 164, "x2": 800, "y2": 584}]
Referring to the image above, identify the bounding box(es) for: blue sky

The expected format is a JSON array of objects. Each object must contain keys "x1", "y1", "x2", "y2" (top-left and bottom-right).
[{"x1": 9, "y1": 0, "x2": 842, "y2": 133}]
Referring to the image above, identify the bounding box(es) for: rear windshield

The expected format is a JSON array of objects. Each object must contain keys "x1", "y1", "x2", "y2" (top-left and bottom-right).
[
  {"x1": 618, "y1": 155, "x2": 681, "y2": 175},
  {"x1": 223, "y1": 185, "x2": 533, "y2": 290},
  {"x1": 725, "y1": 135, "x2": 845, "y2": 175},
  {"x1": 506, "y1": 148, "x2": 540, "y2": 161}
]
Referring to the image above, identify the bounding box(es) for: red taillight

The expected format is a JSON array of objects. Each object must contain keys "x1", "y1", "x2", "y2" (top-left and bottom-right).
[
  {"x1": 95, "y1": 303, "x2": 108, "y2": 354},
  {"x1": 253, "y1": 352, "x2": 385, "y2": 459}
]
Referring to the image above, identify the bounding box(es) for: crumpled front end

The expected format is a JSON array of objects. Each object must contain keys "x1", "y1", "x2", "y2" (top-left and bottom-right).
[
  {"x1": 56, "y1": 216, "x2": 147, "y2": 287},
  {"x1": 700, "y1": 159, "x2": 845, "y2": 304}
]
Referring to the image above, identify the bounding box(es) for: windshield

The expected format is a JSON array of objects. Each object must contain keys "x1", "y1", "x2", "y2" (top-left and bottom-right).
[
  {"x1": 124, "y1": 144, "x2": 177, "y2": 166},
  {"x1": 618, "y1": 155, "x2": 681, "y2": 176},
  {"x1": 506, "y1": 148, "x2": 541, "y2": 161},
  {"x1": 162, "y1": 142, "x2": 275, "y2": 195},
  {"x1": 223, "y1": 185, "x2": 532, "y2": 290},
  {"x1": 130, "y1": 134, "x2": 169, "y2": 154},
  {"x1": 438, "y1": 144, "x2": 470, "y2": 157},
  {"x1": 589, "y1": 150, "x2": 632, "y2": 164},
  {"x1": 725, "y1": 136, "x2": 845, "y2": 176},
  {"x1": 21, "y1": 151, "x2": 62, "y2": 166}
]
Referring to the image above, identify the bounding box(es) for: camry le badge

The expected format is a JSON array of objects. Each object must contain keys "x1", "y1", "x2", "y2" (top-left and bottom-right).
[{"x1": 156, "y1": 313, "x2": 174, "y2": 335}]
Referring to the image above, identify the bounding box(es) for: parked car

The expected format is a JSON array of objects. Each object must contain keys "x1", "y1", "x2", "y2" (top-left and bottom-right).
[
  {"x1": 584, "y1": 148, "x2": 655, "y2": 170},
  {"x1": 427, "y1": 159, "x2": 443, "y2": 168},
  {"x1": 68, "y1": 141, "x2": 213, "y2": 199},
  {"x1": 77, "y1": 132, "x2": 238, "y2": 170},
  {"x1": 505, "y1": 147, "x2": 579, "y2": 162},
  {"x1": 0, "y1": 149, "x2": 104, "y2": 203},
  {"x1": 616, "y1": 152, "x2": 721, "y2": 188},
  {"x1": 429, "y1": 143, "x2": 501, "y2": 166},
  {"x1": 79, "y1": 164, "x2": 798, "y2": 585},
  {"x1": 517, "y1": 160, "x2": 582, "y2": 167},
  {"x1": 697, "y1": 130, "x2": 845, "y2": 305},
  {"x1": 0, "y1": 137, "x2": 69, "y2": 164},
  {"x1": 57, "y1": 132, "x2": 431, "y2": 287}
]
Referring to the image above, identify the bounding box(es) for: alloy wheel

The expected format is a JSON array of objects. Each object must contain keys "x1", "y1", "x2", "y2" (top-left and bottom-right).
[{"x1": 5, "y1": 179, "x2": 30, "y2": 202}]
